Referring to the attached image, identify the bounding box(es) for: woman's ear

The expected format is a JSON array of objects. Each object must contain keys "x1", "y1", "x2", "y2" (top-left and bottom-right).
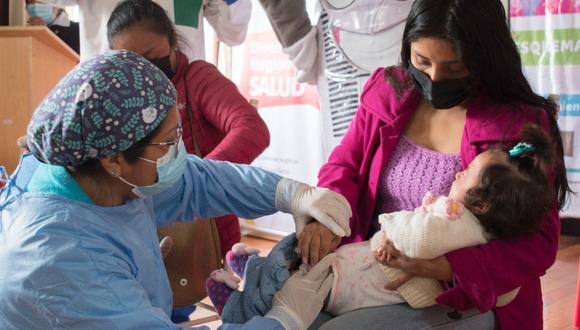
[{"x1": 100, "y1": 154, "x2": 124, "y2": 178}]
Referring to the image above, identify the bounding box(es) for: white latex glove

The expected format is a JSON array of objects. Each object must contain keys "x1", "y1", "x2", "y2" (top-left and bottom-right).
[
  {"x1": 275, "y1": 178, "x2": 352, "y2": 238},
  {"x1": 265, "y1": 253, "x2": 336, "y2": 330}
]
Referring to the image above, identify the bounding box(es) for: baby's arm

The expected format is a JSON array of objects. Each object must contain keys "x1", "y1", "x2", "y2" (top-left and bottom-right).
[{"x1": 378, "y1": 201, "x2": 488, "y2": 259}]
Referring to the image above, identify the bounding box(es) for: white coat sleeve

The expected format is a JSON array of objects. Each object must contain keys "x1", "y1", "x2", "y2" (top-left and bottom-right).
[
  {"x1": 31, "y1": 244, "x2": 283, "y2": 329},
  {"x1": 282, "y1": 27, "x2": 320, "y2": 85},
  {"x1": 152, "y1": 155, "x2": 282, "y2": 227},
  {"x1": 204, "y1": 0, "x2": 251, "y2": 46}
]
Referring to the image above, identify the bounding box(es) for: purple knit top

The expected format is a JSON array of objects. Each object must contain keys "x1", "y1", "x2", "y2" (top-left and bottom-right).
[{"x1": 375, "y1": 136, "x2": 462, "y2": 217}]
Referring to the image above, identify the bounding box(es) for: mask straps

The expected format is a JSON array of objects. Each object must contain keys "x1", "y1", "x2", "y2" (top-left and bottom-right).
[{"x1": 138, "y1": 157, "x2": 157, "y2": 164}]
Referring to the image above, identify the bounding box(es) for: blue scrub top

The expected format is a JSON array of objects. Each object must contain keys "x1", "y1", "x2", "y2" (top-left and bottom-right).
[{"x1": 0, "y1": 154, "x2": 284, "y2": 329}]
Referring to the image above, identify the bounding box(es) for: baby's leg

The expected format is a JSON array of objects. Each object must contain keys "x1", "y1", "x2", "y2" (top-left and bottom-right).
[
  {"x1": 207, "y1": 243, "x2": 260, "y2": 315},
  {"x1": 205, "y1": 269, "x2": 241, "y2": 315},
  {"x1": 219, "y1": 234, "x2": 300, "y2": 324},
  {"x1": 226, "y1": 243, "x2": 260, "y2": 278}
]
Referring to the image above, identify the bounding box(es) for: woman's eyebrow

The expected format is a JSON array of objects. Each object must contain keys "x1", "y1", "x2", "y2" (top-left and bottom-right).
[{"x1": 415, "y1": 51, "x2": 461, "y2": 64}]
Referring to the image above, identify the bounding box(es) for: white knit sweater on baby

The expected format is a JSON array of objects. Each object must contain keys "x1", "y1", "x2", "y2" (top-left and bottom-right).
[{"x1": 369, "y1": 193, "x2": 489, "y2": 308}]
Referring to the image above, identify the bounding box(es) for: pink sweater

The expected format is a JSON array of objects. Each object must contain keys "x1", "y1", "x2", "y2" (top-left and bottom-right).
[
  {"x1": 172, "y1": 51, "x2": 270, "y2": 252},
  {"x1": 318, "y1": 66, "x2": 558, "y2": 329},
  {"x1": 375, "y1": 136, "x2": 461, "y2": 214}
]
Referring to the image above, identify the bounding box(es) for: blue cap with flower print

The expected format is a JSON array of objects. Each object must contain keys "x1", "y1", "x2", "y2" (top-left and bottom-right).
[{"x1": 27, "y1": 50, "x2": 177, "y2": 167}]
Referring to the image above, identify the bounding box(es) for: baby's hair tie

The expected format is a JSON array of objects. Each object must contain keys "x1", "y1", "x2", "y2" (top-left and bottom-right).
[{"x1": 508, "y1": 143, "x2": 536, "y2": 158}]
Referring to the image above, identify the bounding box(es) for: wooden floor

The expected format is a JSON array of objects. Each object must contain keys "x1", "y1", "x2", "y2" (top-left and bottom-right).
[
  {"x1": 543, "y1": 235, "x2": 580, "y2": 330},
  {"x1": 188, "y1": 234, "x2": 580, "y2": 329}
]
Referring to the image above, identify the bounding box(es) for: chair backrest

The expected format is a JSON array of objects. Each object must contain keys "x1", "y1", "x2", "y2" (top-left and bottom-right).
[{"x1": 158, "y1": 218, "x2": 223, "y2": 307}]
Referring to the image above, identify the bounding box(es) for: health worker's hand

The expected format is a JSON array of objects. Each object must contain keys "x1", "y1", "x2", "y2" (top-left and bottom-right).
[
  {"x1": 275, "y1": 178, "x2": 352, "y2": 238},
  {"x1": 265, "y1": 253, "x2": 336, "y2": 330}
]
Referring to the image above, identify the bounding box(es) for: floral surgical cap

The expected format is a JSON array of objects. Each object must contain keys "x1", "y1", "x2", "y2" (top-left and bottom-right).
[{"x1": 27, "y1": 50, "x2": 177, "y2": 167}]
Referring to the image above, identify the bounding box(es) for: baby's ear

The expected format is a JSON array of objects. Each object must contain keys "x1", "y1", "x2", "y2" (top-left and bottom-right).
[{"x1": 470, "y1": 201, "x2": 491, "y2": 215}]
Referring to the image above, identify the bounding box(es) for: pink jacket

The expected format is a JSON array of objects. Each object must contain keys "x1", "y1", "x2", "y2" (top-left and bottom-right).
[
  {"x1": 318, "y1": 67, "x2": 559, "y2": 329},
  {"x1": 172, "y1": 51, "x2": 270, "y2": 252}
]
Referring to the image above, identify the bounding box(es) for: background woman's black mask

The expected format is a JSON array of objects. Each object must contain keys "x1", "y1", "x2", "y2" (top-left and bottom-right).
[
  {"x1": 148, "y1": 55, "x2": 174, "y2": 80},
  {"x1": 408, "y1": 64, "x2": 471, "y2": 109}
]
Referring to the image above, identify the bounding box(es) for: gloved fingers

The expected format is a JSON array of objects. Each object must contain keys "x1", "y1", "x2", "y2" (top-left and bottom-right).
[
  {"x1": 323, "y1": 188, "x2": 352, "y2": 218},
  {"x1": 326, "y1": 191, "x2": 352, "y2": 218},
  {"x1": 303, "y1": 253, "x2": 336, "y2": 282},
  {"x1": 309, "y1": 200, "x2": 351, "y2": 237},
  {"x1": 317, "y1": 201, "x2": 350, "y2": 228},
  {"x1": 308, "y1": 210, "x2": 347, "y2": 237},
  {"x1": 316, "y1": 272, "x2": 335, "y2": 298}
]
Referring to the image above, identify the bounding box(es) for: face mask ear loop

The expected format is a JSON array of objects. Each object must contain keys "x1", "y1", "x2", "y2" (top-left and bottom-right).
[{"x1": 138, "y1": 157, "x2": 157, "y2": 165}]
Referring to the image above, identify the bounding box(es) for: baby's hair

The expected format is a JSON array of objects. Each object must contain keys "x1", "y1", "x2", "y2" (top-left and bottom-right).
[{"x1": 464, "y1": 124, "x2": 554, "y2": 240}]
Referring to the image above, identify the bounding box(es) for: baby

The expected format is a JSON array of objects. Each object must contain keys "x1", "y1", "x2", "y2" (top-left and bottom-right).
[{"x1": 207, "y1": 124, "x2": 555, "y2": 321}]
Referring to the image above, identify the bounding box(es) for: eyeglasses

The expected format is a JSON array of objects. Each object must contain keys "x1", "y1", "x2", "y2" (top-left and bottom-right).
[{"x1": 148, "y1": 125, "x2": 183, "y2": 147}]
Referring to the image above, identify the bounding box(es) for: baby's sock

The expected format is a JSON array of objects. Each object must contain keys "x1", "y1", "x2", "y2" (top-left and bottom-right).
[
  {"x1": 226, "y1": 243, "x2": 260, "y2": 279},
  {"x1": 205, "y1": 270, "x2": 240, "y2": 315},
  {"x1": 206, "y1": 278, "x2": 233, "y2": 315}
]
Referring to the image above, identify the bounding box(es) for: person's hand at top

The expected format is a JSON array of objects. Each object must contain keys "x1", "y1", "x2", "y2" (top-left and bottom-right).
[
  {"x1": 275, "y1": 178, "x2": 352, "y2": 240},
  {"x1": 299, "y1": 222, "x2": 341, "y2": 266}
]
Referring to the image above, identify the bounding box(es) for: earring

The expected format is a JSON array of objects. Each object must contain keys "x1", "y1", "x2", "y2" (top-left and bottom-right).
[{"x1": 111, "y1": 170, "x2": 118, "y2": 178}]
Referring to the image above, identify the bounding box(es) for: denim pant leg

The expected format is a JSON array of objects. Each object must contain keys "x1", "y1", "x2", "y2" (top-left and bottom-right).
[{"x1": 309, "y1": 304, "x2": 496, "y2": 330}]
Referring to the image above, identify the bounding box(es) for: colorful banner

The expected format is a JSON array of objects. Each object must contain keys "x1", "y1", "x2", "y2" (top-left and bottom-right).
[
  {"x1": 511, "y1": 2, "x2": 580, "y2": 216},
  {"x1": 231, "y1": 5, "x2": 323, "y2": 236}
]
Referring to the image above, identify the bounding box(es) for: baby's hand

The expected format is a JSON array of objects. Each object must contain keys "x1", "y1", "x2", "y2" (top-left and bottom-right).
[{"x1": 373, "y1": 238, "x2": 391, "y2": 265}]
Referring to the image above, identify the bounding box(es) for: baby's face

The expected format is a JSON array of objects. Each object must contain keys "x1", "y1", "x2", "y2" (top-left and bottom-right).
[{"x1": 448, "y1": 151, "x2": 504, "y2": 202}]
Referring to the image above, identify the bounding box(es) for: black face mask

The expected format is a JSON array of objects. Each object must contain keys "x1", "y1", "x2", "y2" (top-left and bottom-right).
[
  {"x1": 148, "y1": 55, "x2": 174, "y2": 80},
  {"x1": 408, "y1": 63, "x2": 471, "y2": 109}
]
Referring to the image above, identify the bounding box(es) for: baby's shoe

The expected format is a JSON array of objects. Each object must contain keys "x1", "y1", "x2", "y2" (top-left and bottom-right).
[
  {"x1": 226, "y1": 243, "x2": 260, "y2": 279},
  {"x1": 206, "y1": 269, "x2": 241, "y2": 315}
]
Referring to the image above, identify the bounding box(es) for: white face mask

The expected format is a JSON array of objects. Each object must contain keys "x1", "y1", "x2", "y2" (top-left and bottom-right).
[
  {"x1": 320, "y1": 0, "x2": 413, "y2": 72},
  {"x1": 118, "y1": 141, "x2": 188, "y2": 198}
]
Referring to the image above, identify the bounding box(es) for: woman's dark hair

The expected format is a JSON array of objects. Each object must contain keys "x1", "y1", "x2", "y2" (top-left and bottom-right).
[
  {"x1": 464, "y1": 125, "x2": 555, "y2": 240},
  {"x1": 69, "y1": 124, "x2": 162, "y2": 176},
  {"x1": 107, "y1": 0, "x2": 177, "y2": 48},
  {"x1": 401, "y1": 0, "x2": 571, "y2": 209}
]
